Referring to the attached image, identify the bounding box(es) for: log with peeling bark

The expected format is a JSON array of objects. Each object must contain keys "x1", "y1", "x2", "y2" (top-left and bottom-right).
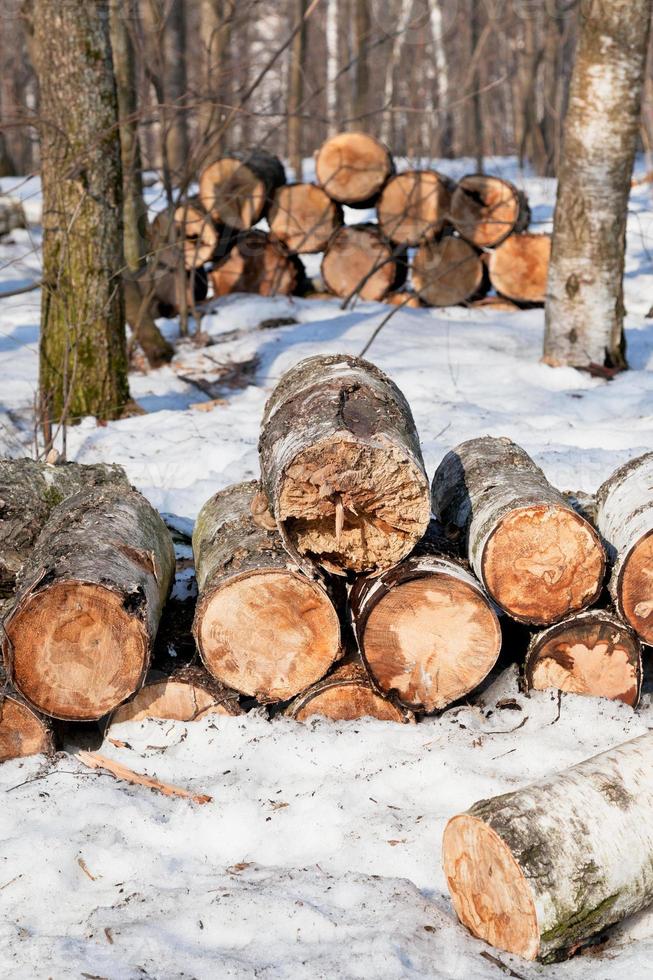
[
  {"x1": 596, "y1": 452, "x2": 653, "y2": 644},
  {"x1": 443, "y1": 730, "x2": 653, "y2": 961},
  {"x1": 268, "y1": 183, "x2": 343, "y2": 254},
  {"x1": 315, "y1": 131, "x2": 394, "y2": 207},
  {"x1": 350, "y1": 525, "x2": 501, "y2": 712},
  {"x1": 321, "y1": 224, "x2": 406, "y2": 301},
  {"x1": 199, "y1": 149, "x2": 286, "y2": 229},
  {"x1": 109, "y1": 665, "x2": 241, "y2": 725},
  {"x1": 450, "y1": 175, "x2": 530, "y2": 248},
  {"x1": 376, "y1": 170, "x2": 452, "y2": 245},
  {"x1": 2, "y1": 484, "x2": 175, "y2": 721},
  {"x1": 192, "y1": 481, "x2": 341, "y2": 701},
  {"x1": 151, "y1": 202, "x2": 220, "y2": 269},
  {"x1": 431, "y1": 437, "x2": 605, "y2": 624},
  {"x1": 0, "y1": 682, "x2": 54, "y2": 763},
  {"x1": 286, "y1": 658, "x2": 411, "y2": 722},
  {"x1": 412, "y1": 235, "x2": 488, "y2": 307},
  {"x1": 488, "y1": 233, "x2": 551, "y2": 304},
  {"x1": 258, "y1": 354, "x2": 430, "y2": 577},
  {"x1": 210, "y1": 230, "x2": 304, "y2": 297},
  {"x1": 524, "y1": 609, "x2": 641, "y2": 706}
]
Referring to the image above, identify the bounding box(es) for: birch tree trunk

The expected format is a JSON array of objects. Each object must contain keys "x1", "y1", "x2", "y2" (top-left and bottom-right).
[
  {"x1": 380, "y1": 0, "x2": 413, "y2": 147},
  {"x1": 325, "y1": 0, "x2": 339, "y2": 136},
  {"x1": 543, "y1": 0, "x2": 652, "y2": 370},
  {"x1": 33, "y1": 0, "x2": 129, "y2": 425}
]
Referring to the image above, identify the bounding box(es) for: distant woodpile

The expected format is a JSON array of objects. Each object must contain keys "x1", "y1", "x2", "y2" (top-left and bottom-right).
[{"x1": 152, "y1": 133, "x2": 550, "y2": 311}]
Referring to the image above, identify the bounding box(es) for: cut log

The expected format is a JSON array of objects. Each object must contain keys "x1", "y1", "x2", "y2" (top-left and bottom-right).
[
  {"x1": 198, "y1": 149, "x2": 286, "y2": 229},
  {"x1": 443, "y1": 731, "x2": 653, "y2": 961},
  {"x1": 151, "y1": 202, "x2": 219, "y2": 269},
  {"x1": 210, "y1": 230, "x2": 301, "y2": 297},
  {"x1": 0, "y1": 686, "x2": 54, "y2": 763},
  {"x1": 412, "y1": 236, "x2": 488, "y2": 307},
  {"x1": 286, "y1": 658, "x2": 411, "y2": 722},
  {"x1": 450, "y1": 175, "x2": 530, "y2": 248},
  {"x1": 315, "y1": 131, "x2": 394, "y2": 207},
  {"x1": 385, "y1": 291, "x2": 421, "y2": 308},
  {"x1": 377, "y1": 170, "x2": 452, "y2": 245},
  {"x1": 431, "y1": 437, "x2": 605, "y2": 624},
  {"x1": 259, "y1": 354, "x2": 430, "y2": 576},
  {"x1": 488, "y1": 233, "x2": 551, "y2": 304},
  {"x1": 2, "y1": 485, "x2": 175, "y2": 721},
  {"x1": 321, "y1": 224, "x2": 406, "y2": 301},
  {"x1": 350, "y1": 529, "x2": 501, "y2": 712},
  {"x1": 525, "y1": 609, "x2": 641, "y2": 706},
  {"x1": 109, "y1": 665, "x2": 241, "y2": 725},
  {"x1": 268, "y1": 183, "x2": 343, "y2": 254},
  {"x1": 596, "y1": 452, "x2": 653, "y2": 644},
  {"x1": 192, "y1": 481, "x2": 341, "y2": 701},
  {"x1": 0, "y1": 457, "x2": 129, "y2": 606}
]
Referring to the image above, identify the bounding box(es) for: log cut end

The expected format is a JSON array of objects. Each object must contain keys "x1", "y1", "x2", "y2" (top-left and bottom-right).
[
  {"x1": 488, "y1": 233, "x2": 551, "y2": 304},
  {"x1": 620, "y1": 529, "x2": 653, "y2": 644},
  {"x1": 377, "y1": 170, "x2": 451, "y2": 245},
  {"x1": 442, "y1": 814, "x2": 539, "y2": 960},
  {"x1": 315, "y1": 132, "x2": 393, "y2": 205},
  {"x1": 174, "y1": 203, "x2": 219, "y2": 269},
  {"x1": 360, "y1": 576, "x2": 501, "y2": 712},
  {"x1": 197, "y1": 569, "x2": 340, "y2": 700},
  {"x1": 412, "y1": 236, "x2": 486, "y2": 307},
  {"x1": 110, "y1": 674, "x2": 241, "y2": 725},
  {"x1": 277, "y1": 438, "x2": 430, "y2": 574},
  {"x1": 199, "y1": 158, "x2": 266, "y2": 229},
  {"x1": 0, "y1": 694, "x2": 53, "y2": 763},
  {"x1": 210, "y1": 231, "x2": 298, "y2": 297},
  {"x1": 7, "y1": 581, "x2": 148, "y2": 720},
  {"x1": 450, "y1": 175, "x2": 528, "y2": 248},
  {"x1": 482, "y1": 505, "x2": 604, "y2": 624},
  {"x1": 287, "y1": 661, "x2": 408, "y2": 722},
  {"x1": 268, "y1": 183, "x2": 342, "y2": 253},
  {"x1": 321, "y1": 225, "x2": 399, "y2": 301}
]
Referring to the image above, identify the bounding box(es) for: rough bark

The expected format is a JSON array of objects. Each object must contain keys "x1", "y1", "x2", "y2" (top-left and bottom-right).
[
  {"x1": 321, "y1": 224, "x2": 406, "y2": 301},
  {"x1": 210, "y1": 230, "x2": 301, "y2": 297},
  {"x1": 192, "y1": 481, "x2": 341, "y2": 701},
  {"x1": 268, "y1": 184, "x2": 343, "y2": 254},
  {"x1": 34, "y1": 0, "x2": 130, "y2": 424},
  {"x1": 315, "y1": 132, "x2": 394, "y2": 207},
  {"x1": 450, "y1": 175, "x2": 530, "y2": 248},
  {"x1": 199, "y1": 149, "x2": 286, "y2": 229},
  {"x1": 543, "y1": 0, "x2": 652, "y2": 370},
  {"x1": 376, "y1": 170, "x2": 453, "y2": 246},
  {"x1": 488, "y1": 233, "x2": 551, "y2": 305},
  {"x1": 258, "y1": 354, "x2": 430, "y2": 577},
  {"x1": 2, "y1": 484, "x2": 175, "y2": 721},
  {"x1": 0, "y1": 684, "x2": 54, "y2": 763},
  {"x1": 443, "y1": 731, "x2": 653, "y2": 961},
  {"x1": 287, "y1": 0, "x2": 308, "y2": 181},
  {"x1": 595, "y1": 452, "x2": 653, "y2": 644},
  {"x1": 161, "y1": 0, "x2": 189, "y2": 183},
  {"x1": 286, "y1": 657, "x2": 411, "y2": 723},
  {"x1": 431, "y1": 437, "x2": 605, "y2": 624},
  {"x1": 412, "y1": 235, "x2": 488, "y2": 307},
  {"x1": 525, "y1": 609, "x2": 641, "y2": 707},
  {"x1": 352, "y1": 0, "x2": 371, "y2": 132},
  {"x1": 109, "y1": 664, "x2": 241, "y2": 725}
]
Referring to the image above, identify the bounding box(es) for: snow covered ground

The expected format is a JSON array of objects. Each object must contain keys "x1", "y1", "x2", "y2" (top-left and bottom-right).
[{"x1": 1, "y1": 159, "x2": 653, "y2": 978}]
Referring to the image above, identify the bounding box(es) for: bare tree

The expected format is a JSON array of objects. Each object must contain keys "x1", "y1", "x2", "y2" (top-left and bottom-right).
[
  {"x1": 198, "y1": 0, "x2": 234, "y2": 160},
  {"x1": 544, "y1": 0, "x2": 652, "y2": 371},
  {"x1": 288, "y1": 0, "x2": 308, "y2": 180},
  {"x1": 325, "y1": 0, "x2": 339, "y2": 135},
  {"x1": 353, "y1": 0, "x2": 371, "y2": 129}
]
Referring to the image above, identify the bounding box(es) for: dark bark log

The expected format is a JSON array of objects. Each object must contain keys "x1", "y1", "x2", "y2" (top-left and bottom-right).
[
  {"x1": 450, "y1": 175, "x2": 530, "y2": 248},
  {"x1": 268, "y1": 184, "x2": 343, "y2": 254},
  {"x1": 321, "y1": 224, "x2": 406, "y2": 301},
  {"x1": 315, "y1": 132, "x2": 394, "y2": 207},
  {"x1": 199, "y1": 149, "x2": 286, "y2": 229},
  {"x1": 109, "y1": 664, "x2": 241, "y2": 725},
  {"x1": 488, "y1": 233, "x2": 551, "y2": 305},
  {"x1": 376, "y1": 170, "x2": 453, "y2": 246},
  {"x1": 286, "y1": 656, "x2": 411, "y2": 722},
  {"x1": 210, "y1": 230, "x2": 301, "y2": 297},
  {"x1": 412, "y1": 235, "x2": 488, "y2": 307}
]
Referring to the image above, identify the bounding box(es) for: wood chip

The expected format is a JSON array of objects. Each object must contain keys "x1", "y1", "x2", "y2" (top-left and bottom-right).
[{"x1": 76, "y1": 751, "x2": 212, "y2": 804}]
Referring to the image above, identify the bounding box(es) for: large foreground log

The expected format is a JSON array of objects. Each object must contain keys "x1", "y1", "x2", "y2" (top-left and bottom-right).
[
  {"x1": 2, "y1": 485, "x2": 175, "y2": 721},
  {"x1": 321, "y1": 225, "x2": 406, "y2": 301},
  {"x1": 286, "y1": 659, "x2": 410, "y2": 722},
  {"x1": 199, "y1": 149, "x2": 286, "y2": 229},
  {"x1": 258, "y1": 354, "x2": 430, "y2": 577},
  {"x1": 596, "y1": 453, "x2": 653, "y2": 644},
  {"x1": 412, "y1": 235, "x2": 488, "y2": 307},
  {"x1": 350, "y1": 529, "x2": 501, "y2": 712},
  {"x1": 109, "y1": 665, "x2": 241, "y2": 725},
  {"x1": 210, "y1": 230, "x2": 301, "y2": 297},
  {"x1": 268, "y1": 183, "x2": 343, "y2": 253},
  {"x1": 377, "y1": 170, "x2": 452, "y2": 245},
  {"x1": 450, "y1": 175, "x2": 530, "y2": 248},
  {"x1": 315, "y1": 132, "x2": 394, "y2": 207},
  {"x1": 488, "y1": 233, "x2": 551, "y2": 304},
  {"x1": 525, "y1": 609, "x2": 641, "y2": 706},
  {"x1": 192, "y1": 481, "x2": 341, "y2": 701},
  {"x1": 431, "y1": 437, "x2": 605, "y2": 624},
  {"x1": 0, "y1": 685, "x2": 54, "y2": 763},
  {"x1": 443, "y1": 731, "x2": 653, "y2": 961}
]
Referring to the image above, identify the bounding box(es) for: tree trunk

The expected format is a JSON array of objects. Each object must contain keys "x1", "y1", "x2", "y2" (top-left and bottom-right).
[
  {"x1": 197, "y1": 0, "x2": 234, "y2": 159},
  {"x1": 543, "y1": 0, "x2": 652, "y2": 370},
  {"x1": 109, "y1": 664, "x2": 241, "y2": 725},
  {"x1": 192, "y1": 481, "x2": 341, "y2": 702},
  {"x1": 376, "y1": 170, "x2": 452, "y2": 246},
  {"x1": 325, "y1": 0, "x2": 339, "y2": 136},
  {"x1": 321, "y1": 224, "x2": 406, "y2": 301},
  {"x1": 315, "y1": 132, "x2": 394, "y2": 207},
  {"x1": 2, "y1": 484, "x2": 175, "y2": 721},
  {"x1": 286, "y1": 657, "x2": 411, "y2": 722},
  {"x1": 161, "y1": 0, "x2": 189, "y2": 183},
  {"x1": 258, "y1": 354, "x2": 430, "y2": 577},
  {"x1": 350, "y1": 524, "x2": 501, "y2": 712},
  {"x1": 525, "y1": 608, "x2": 641, "y2": 707},
  {"x1": 431, "y1": 436, "x2": 605, "y2": 624},
  {"x1": 209, "y1": 230, "x2": 301, "y2": 297},
  {"x1": 33, "y1": 0, "x2": 130, "y2": 425},
  {"x1": 199, "y1": 149, "x2": 286, "y2": 229},
  {"x1": 287, "y1": 0, "x2": 308, "y2": 181},
  {"x1": 123, "y1": 276, "x2": 176, "y2": 367},
  {"x1": 379, "y1": 0, "x2": 413, "y2": 147},
  {"x1": 412, "y1": 235, "x2": 488, "y2": 307},
  {"x1": 450, "y1": 175, "x2": 530, "y2": 248},
  {"x1": 0, "y1": 685, "x2": 54, "y2": 764},
  {"x1": 268, "y1": 183, "x2": 343, "y2": 254},
  {"x1": 488, "y1": 233, "x2": 551, "y2": 304},
  {"x1": 595, "y1": 452, "x2": 653, "y2": 645},
  {"x1": 443, "y1": 730, "x2": 653, "y2": 961},
  {"x1": 109, "y1": 0, "x2": 149, "y2": 271},
  {"x1": 352, "y1": 0, "x2": 371, "y2": 130}
]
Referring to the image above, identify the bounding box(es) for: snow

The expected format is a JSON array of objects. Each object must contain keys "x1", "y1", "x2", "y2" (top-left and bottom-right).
[{"x1": 1, "y1": 160, "x2": 653, "y2": 978}]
